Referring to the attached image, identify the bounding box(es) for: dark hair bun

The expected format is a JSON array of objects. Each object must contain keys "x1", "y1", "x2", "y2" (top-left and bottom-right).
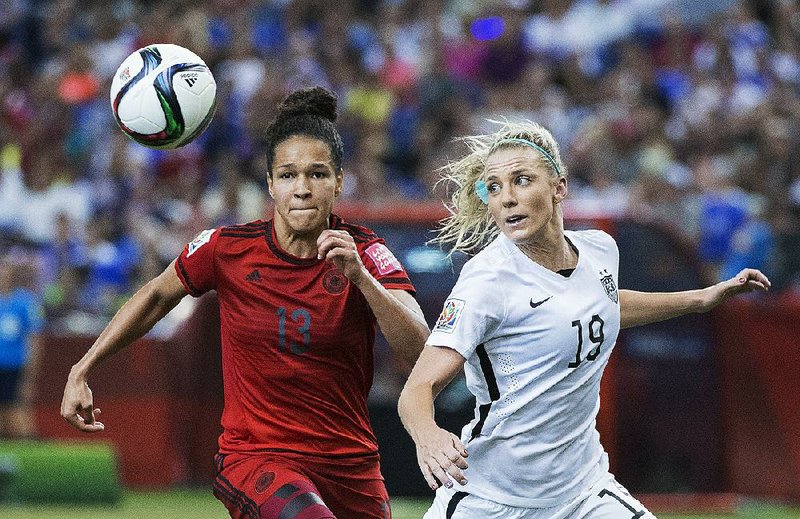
[{"x1": 276, "y1": 86, "x2": 338, "y2": 123}]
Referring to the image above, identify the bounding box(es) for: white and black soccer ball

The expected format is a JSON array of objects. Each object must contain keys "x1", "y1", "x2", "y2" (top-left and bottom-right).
[{"x1": 110, "y1": 44, "x2": 216, "y2": 149}]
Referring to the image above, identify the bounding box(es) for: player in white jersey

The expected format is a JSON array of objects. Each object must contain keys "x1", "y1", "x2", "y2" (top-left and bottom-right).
[{"x1": 398, "y1": 120, "x2": 771, "y2": 519}]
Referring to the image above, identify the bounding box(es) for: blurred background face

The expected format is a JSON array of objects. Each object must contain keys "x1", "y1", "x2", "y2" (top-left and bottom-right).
[
  {"x1": 0, "y1": 262, "x2": 12, "y2": 293},
  {"x1": 484, "y1": 146, "x2": 565, "y2": 244},
  {"x1": 268, "y1": 135, "x2": 342, "y2": 237}
]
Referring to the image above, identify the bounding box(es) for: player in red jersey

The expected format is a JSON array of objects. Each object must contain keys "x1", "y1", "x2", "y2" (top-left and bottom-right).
[{"x1": 61, "y1": 86, "x2": 430, "y2": 519}]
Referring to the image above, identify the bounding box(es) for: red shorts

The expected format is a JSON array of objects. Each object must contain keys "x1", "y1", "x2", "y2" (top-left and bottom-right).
[{"x1": 212, "y1": 451, "x2": 391, "y2": 519}]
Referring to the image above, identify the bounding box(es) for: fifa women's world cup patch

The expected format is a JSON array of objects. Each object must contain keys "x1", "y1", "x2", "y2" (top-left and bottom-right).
[
  {"x1": 187, "y1": 229, "x2": 216, "y2": 257},
  {"x1": 365, "y1": 243, "x2": 403, "y2": 275},
  {"x1": 434, "y1": 298, "x2": 465, "y2": 334}
]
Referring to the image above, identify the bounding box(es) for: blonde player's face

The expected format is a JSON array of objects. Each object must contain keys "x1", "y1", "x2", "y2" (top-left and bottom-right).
[
  {"x1": 269, "y1": 135, "x2": 343, "y2": 236},
  {"x1": 484, "y1": 146, "x2": 566, "y2": 243}
]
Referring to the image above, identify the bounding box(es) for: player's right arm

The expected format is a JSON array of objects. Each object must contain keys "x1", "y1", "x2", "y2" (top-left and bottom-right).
[
  {"x1": 398, "y1": 345, "x2": 470, "y2": 491},
  {"x1": 61, "y1": 261, "x2": 188, "y2": 432},
  {"x1": 399, "y1": 262, "x2": 503, "y2": 489}
]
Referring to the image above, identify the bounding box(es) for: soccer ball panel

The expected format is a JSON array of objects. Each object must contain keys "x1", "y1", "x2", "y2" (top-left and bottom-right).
[
  {"x1": 173, "y1": 68, "x2": 216, "y2": 132},
  {"x1": 110, "y1": 51, "x2": 145, "y2": 105},
  {"x1": 116, "y1": 81, "x2": 166, "y2": 131},
  {"x1": 123, "y1": 115, "x2": 164, "y2": 135}
]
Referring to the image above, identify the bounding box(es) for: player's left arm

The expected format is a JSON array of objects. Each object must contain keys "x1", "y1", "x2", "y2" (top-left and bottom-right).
[
  {"x1": 620, "y1": 268, "x2": 770, "y2": 329},
  {"x1": 317, "y1": 230, "x2": 428, "y2": 365},
  {"x1": 19, "y1": 333, "x2": 43, "y2": 405}
]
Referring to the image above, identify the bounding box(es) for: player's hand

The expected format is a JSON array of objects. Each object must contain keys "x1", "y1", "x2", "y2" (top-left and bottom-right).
[
  {"x1": 413, "y1": 425, "x2": 468, "y2": 491},
  {"x1": 61, "y1": 374, "x2": 105, "y2": 433},
  {"x1": 316, "y1": 229, "x2": 366, "y2": 282},
  {"x1": 700, "y1": 268, "x2": 771, "y2": 312}
]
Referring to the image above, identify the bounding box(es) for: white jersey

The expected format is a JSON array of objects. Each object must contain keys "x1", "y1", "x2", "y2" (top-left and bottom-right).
[{"x1": 427, "y1": 229, "x2": 621, "y2": 508}]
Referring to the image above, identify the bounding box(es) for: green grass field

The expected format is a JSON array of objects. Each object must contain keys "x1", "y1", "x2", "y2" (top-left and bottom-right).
[{"x1": 0, "y1": 490, "x2": 798, "y2": 518}]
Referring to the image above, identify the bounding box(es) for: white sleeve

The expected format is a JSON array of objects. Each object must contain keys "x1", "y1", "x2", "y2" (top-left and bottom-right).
[
  {"x1": 573, "y1": 229, "x2": 620, "y2": 279},
  {"x1": 609, "y1": 233, "x2": 620, "y2": 280},
  {"x1": 426, "y1": 262, "x2": 506, "y2": 359},
  {"x1": 592, "y1": 230, "x2": 620, "y2": 280}
]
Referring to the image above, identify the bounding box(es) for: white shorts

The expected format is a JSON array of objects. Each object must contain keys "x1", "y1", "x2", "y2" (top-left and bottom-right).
[{"x1": 423, "y1": 472, "x2": 656, "y2": 519}]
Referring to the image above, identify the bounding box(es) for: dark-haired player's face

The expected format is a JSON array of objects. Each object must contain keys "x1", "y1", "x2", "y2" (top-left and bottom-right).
[{"x1": 269, "y1": 135, "x2": 343, "y2": 236}]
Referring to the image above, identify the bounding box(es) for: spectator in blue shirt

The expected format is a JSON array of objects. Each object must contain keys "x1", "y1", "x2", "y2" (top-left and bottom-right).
[{"x1": 0, "y1": 257, "x2": 44, "y2": 439}]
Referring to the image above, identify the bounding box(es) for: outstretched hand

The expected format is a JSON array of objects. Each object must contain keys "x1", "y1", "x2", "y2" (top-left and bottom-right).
[
  {"x1": 61, "y1": 375, "x2": 105, "y2": 433},
  {"x1": 700, "y1": 268, "x2": 771, "y2": 312}
]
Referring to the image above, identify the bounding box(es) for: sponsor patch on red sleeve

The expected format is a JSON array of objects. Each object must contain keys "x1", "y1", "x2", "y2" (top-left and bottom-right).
[
  {"x1": 365, "y1": 243, "x2": 403, "y2": 276},
  {"x1": 187, "y1": 229, "x2": 216, "y2": 257}
]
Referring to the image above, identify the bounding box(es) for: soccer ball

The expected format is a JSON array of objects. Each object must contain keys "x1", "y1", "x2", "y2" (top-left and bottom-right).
[{"x1": 110, "y1": 44, "x2": 216, "y2": 149}]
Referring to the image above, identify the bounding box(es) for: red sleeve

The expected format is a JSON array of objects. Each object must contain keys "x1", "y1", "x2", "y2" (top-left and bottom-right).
[
  {"x1": 359, "y1": 238, "x2": 416, "y2": 295},
  {"x1": 174, "y1": 228, "x2": 218, "y2": 297}
]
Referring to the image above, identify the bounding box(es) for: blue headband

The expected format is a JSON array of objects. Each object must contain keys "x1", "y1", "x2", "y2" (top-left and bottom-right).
[
  {"x1": 474, "y1": 180, "x2": 489, "y2": 204},
  {"x1": 492, "y1": 137, "x2": 561, "y2": 176}
]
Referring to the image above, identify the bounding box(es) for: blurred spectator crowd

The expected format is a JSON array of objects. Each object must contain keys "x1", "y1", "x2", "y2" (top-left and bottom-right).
[{"x1": 1, "y1": 0, "x2": 799, "y2": 334}]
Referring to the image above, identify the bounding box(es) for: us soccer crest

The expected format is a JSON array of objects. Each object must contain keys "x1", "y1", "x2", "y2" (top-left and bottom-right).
[{"x1": 600, "y1": 269, "x2": 618, "y2": 303}]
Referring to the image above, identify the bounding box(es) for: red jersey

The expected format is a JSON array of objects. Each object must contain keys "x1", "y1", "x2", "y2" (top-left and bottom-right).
[{"x1": 174, "y1": 215, "x2": 415, "y2": 457}]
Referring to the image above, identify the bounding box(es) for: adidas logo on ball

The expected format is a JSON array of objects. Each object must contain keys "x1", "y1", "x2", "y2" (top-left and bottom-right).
[{"x1": 182, "y1": 72, "x2": 199, "y2": 87}]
